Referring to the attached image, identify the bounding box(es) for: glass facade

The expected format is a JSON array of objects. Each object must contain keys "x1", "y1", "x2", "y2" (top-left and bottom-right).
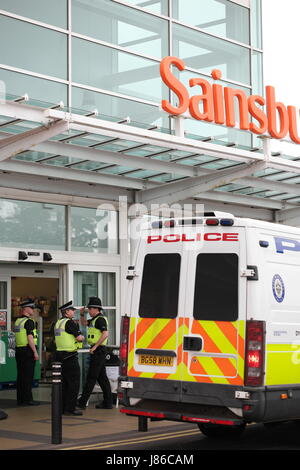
[
  {"x1": 0, "y1": 199, "x2": 118, "y2": 254},
  {"x1": 173, "y1": 0, "x2": 250, "y2": 44},
  {"x1": 0, "y1": 0, "x2": 262, "y2": 144},
  {"x1": 0, "y1": 1, "x2": 263, "y2": 348},
  {"x1": 0, "y1": 0, "x2": 68, "y2": 28},
  {"x1": 0, "y1": 199, "x2": 66, "y2": 250},
  {"x1": 71, "y1": 206, "x2": 118, "y2": 254},
  {"x1": 0, "y1": 16, "x2": 67, "y2": 80}
]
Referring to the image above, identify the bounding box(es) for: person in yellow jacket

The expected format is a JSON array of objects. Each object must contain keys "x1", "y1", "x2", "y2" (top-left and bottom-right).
[
  {"x1": 14, "y1": 299, "x2": 40, "y2": 406},
  {"x1": 54, "y1": 301, "x2": 85, "y2": 416},
  {"x1": 77, "y1": 297, "x2": 113, "y2": 410}
]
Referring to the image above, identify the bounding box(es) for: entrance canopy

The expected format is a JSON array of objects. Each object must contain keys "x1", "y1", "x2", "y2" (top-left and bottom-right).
[{"x1": 1, "y1": 95, "x2": 300, "y2": 223}]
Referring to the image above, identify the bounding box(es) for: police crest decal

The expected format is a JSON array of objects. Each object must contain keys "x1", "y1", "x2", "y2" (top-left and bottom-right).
[{"x1": 272, "y1": 274, "x2": 285, "y2": 303}]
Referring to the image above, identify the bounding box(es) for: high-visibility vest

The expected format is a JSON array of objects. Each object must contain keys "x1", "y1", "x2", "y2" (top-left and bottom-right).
[
  {"x1": 87, "y1": 315, "x2": 108, "y2": 346},
  {"x1": 54, "y1": 318, "x2": 78, "y2": 352},
  {"x1": 14, "y1": 317, "x2": 38, "y2": 347}
]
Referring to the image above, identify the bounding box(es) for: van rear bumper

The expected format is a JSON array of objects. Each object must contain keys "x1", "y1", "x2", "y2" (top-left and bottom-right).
[
  {"x1": 119, "y1": 377, "x2": 300, "y2": 423},
  {"x1": 122, "y1": 376, "x2": 243, "y2": 407},
  {"x1": 120, "y1": 399, "x2": 243, "y2": 426},
  {"x1": 120, "y1": 376, "x2": 248, "y2": 420}
]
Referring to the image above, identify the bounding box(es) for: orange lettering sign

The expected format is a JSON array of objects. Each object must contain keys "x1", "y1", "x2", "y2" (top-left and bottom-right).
[{"x1": 160, "y1": 56, "x2": 300, "y2": 144}]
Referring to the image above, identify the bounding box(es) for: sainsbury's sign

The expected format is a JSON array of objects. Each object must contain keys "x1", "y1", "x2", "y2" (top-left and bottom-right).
[
  {"x1": 160, "y1": 56, "x2": 300, "y2": 143},
  {"x1": 147, "y1": 233, "x2": 239, "y2": 243}
]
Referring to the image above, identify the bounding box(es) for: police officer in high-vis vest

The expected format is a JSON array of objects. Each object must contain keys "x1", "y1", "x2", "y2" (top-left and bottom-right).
[
  {"x1": 77, "y1": 297, "x2": 113, "y2": 409},
  {"x1": 14, "y1": 299, "x2": 40, "y2": 406},
  {"x1": 54, "y1": 301, "x2": 85, "y2": 416}
]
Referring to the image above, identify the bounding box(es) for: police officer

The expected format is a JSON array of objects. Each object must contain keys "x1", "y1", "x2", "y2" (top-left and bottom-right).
[
  {"x1": 77, "y1": 297, "x2": 113, "y2": 410},
  {"x1": 14, "y1": 299, "x2": 40, "y2": 406},
  {"x1": 54, "y1": 301, "x2": 84, "y2": 416}
]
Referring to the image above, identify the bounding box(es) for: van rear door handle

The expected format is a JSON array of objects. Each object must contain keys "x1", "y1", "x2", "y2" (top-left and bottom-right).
[{"x1": 183, "y1": 336, "x2": 202, "y2": 351}]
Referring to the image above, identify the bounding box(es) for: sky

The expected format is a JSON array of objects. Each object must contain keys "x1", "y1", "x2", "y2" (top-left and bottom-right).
[
  {"x1": 262, "y1": 0, "x2": 300, "y2": 107},
  {"x1": 262, "y1": 0, "x2": 300, "y2": 153}
]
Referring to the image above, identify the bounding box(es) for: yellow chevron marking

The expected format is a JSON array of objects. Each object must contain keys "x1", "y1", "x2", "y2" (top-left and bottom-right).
[
  {"x1": 202, "y1": 321, "x2": 237, "y2": 355},
  {"x1": 135, "y1": 319, "x2": 169, "y2": 349},
  {"x1": 191, "y1": 356, "x2": 230, "y2": 384}
]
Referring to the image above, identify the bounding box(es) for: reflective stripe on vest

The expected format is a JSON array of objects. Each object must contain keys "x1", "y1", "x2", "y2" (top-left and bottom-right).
[
  {"x1": 54, "y1": 318, "x2": 78, "y2": 352},
  {"x1": 87, "y1": 315, "x2": 108, "y2": 346},
  {"x1": 14, "y1": 317, "x2": 38, "y2": 347}
]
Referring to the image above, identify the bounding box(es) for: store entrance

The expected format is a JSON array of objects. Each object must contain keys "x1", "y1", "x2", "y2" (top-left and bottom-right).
[{"x1": 11, "y1": 276, "x2": 59, "y2": 378}]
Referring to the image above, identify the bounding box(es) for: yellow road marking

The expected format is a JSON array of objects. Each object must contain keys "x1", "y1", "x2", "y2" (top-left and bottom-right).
[{"x1": 61, "y1": 428, "x2": 199, "y2": 451}]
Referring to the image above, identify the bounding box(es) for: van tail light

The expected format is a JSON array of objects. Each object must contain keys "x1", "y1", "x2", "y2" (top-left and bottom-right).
[
  {"x1": 244, "y1": 320, "x2": 265, "y2": 386},
  {"x1": 120, "y1": 315, "x2": 130, "y2": 376}
]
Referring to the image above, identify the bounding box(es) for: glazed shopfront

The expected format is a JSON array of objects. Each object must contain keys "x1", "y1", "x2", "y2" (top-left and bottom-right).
[
  {"x1": 0, "y1": 0, "x2": 274, "y2": 381},
  {"x1": 0, "y1": 199, "x2": 122, "y2": 379}
]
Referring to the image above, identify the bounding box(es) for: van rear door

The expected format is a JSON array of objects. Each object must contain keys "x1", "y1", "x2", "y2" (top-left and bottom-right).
[
  {"x1": 181, "y1": 227, "x2": 247, "y2": 397},
  {"x1": 127, "y1": 237, "x2": 187, "y2": 399}
]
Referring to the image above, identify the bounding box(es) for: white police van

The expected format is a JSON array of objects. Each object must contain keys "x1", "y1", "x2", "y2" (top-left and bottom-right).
[{"x1": 119, "y1": 212, "x2": 300, "y2": 437}]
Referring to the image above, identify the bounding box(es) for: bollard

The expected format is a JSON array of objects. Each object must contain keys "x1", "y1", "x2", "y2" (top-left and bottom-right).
[
  {"x1": 51, "y1": 362, "x2": 62, "y2": 445},
  {"x1": 138, "y1": 416, "x2": 148, "y2": 432}
]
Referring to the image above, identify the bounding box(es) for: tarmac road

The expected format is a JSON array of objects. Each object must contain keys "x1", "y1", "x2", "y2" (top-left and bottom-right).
[{"x1": 59, "y1": 420, "x2": 300, "y2": 451}]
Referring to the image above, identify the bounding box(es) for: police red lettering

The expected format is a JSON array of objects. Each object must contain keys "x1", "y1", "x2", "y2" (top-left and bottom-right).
[
  {"x1": 203, "y1": 233, "x2": 221, "y2": 241},
  {"x1": 147, "y1": 235, "x2": 162, "y2": 244},
  {"x1": 147, "y1": 233, "x2": 239, "y2": 243},
  {"x1": 182, "y1": 234, "x2": 195, "y2": 242},
  {"x1": 222, "y1": 233, "x2": 239, "y2": 241},
  {"x1": 164, "y1": 234, "x2": 181, "y2": 243}
]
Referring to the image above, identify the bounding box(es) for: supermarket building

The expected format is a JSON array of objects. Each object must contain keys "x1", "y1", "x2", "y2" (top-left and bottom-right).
[{"x1": 0, "y1": 0, "x2": 299, "y2": 367}]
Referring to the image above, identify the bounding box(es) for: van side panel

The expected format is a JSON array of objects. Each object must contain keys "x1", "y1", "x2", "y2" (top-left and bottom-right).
[
  {"x1": 265, "y1": 231, "x2": 300, "y2": 386},
  {"x1": 247, "y1": 228, "x2": 300, "y2": 386}
]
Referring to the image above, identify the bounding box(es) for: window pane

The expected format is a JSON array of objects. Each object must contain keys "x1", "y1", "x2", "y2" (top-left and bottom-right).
[
  {"x1": 0, "y1": 0, "x2": 67, "y2": 29},
  {"x1": 173, "y1": 23, "x2": 250, "y2": 85},
  {"x1": 73, "y1": 272, "x2": 116, "y2": 344},
  {"x1": 251, "y1": 0, "x2": 262, "y2": 49},
  {"x1": 72, "y1": 37, "x2": 163, "y2": 102},
  {"x1": 252, "y1": 51, "x2": 263, "y2": 96},
  {"x1": 173, "y1": 0, "x2": 250, "y2": 44},
  {"x1": 185, "y1": 118, "x2": 252, "y2": 148},
  {"x1": 119, "y1": 0, "x2": 168, "y2": 16},
  {"x1": 72, "y1": 87, "x2": 169, "y2": 128},
  {"x1": 99, "y1": 273, "x2": 116, "y2": 307},
  {"x1": 193, "y1": 253, "x2": 238, "y2": 321},
  {"x1": 0, "y1": 16, "x2": 67, "y2": 79},
  {"x1": 73, "y1": 0, "x2": 168, "y2": 58},
  {"x1": 73, "y1": 271, "x2": 98, "y2": 306},
  {"x1": 71, "y1": 207, "x2": 118, "y2": 254},
  {"x1": 0, "y1": 69, "x2": 67, "y2": 105},
  {"x1": 0, "y1": 199, "x2": 66, "y2": 250},
  {"x1": 139, "y1": 254, "x2": 181, "y2": 318},
  {"x1": 0, "y1": 282, "x2": 7, "y2": 309}
]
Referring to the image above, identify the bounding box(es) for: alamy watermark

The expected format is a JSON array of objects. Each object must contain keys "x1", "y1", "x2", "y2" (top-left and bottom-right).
[{"x1": 96, "y1": 197, "x2": 206, "y2": 249}]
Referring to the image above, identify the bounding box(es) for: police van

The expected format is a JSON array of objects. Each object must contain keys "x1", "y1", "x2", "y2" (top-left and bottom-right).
[{"x1": 119, "y1": 212, "x2": 300, "y2": 437}]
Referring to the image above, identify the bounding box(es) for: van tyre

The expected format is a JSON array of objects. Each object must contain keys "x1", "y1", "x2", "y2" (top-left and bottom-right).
[{"x1": 198, "y1": 422, "x2": 246, "y2": 438}]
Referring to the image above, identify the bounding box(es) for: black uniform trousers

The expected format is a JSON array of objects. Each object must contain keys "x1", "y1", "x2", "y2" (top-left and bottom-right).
[
  {"x1": 55, "y1": 351, "x2": 80, "y2": 413},
  {"x1": 79, "y1": 346, "x2": 112, "y2": 407},
  {"x1": 15, "y1": 346, "x2": 35, "y2": 404}
]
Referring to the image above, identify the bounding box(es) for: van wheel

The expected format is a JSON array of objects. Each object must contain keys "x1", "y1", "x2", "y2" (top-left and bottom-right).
[{"x1": 198, "y1": 422, "x2": 246, "y2": 439}]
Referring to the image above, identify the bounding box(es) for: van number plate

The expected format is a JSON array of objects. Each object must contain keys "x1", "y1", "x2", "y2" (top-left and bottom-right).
[{"x1": 138, "y1": 354, "x2": 174, "y2": 367}]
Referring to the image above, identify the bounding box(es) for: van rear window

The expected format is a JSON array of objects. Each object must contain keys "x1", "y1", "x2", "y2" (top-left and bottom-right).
[
  {"x1": 139, "y1": 253, "x2": 181, "y2": 318},
  {"x1": 193, "y1": 253, "x2": 238, "y2": 321}
]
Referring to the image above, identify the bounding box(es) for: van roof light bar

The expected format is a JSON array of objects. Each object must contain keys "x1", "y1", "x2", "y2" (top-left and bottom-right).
[{"x1": 220, "y1": 218, "x2": 234, "y2": 226}]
